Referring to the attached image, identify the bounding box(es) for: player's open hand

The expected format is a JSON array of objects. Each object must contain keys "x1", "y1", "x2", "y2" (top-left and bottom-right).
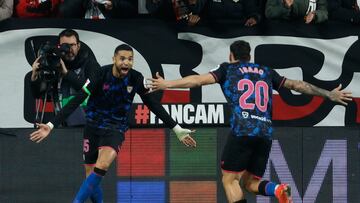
[
  {"x1": 30, "y1": 123, "x2": 51, "y2": 143},
  {"x1": 172, "y1": 125, "x2": 197, "y2": 148},
  {"x1": 179, "y1": 130, "x2": 197, "y2": 148},
  {"x1": 329, "y1": 84, "x2": 352, "y2": 105},
  {"x1": 146, "y1": 72, "x2": 168, "y2": 92}
]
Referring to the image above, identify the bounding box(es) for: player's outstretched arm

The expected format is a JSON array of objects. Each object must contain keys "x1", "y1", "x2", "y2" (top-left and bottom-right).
[
  {"x1": 140, "y1": 92, "x2": 197, "y2": 148},
  {"x1": 29, "y1": 123, "x2": 52, "y2": 143},
  {"x1": 284, "y1": 79, "x2": 353, "y2": 105},
  {"x1": 146, "y1": 72, "x2": 216, "y2": 92}
]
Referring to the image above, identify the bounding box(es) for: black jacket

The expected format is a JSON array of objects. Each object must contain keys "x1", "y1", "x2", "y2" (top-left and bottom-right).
[
  {"x1": 205, "y1": 0, "x2": 262, "y2": 23},
  {"x1": 328, "y1": 0, "x2": 360, "y2": 24}
]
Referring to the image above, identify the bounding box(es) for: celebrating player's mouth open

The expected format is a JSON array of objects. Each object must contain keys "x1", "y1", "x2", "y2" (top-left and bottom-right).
[{"x1": 112, "y1": 50, "x2": 133, "y2": 78}]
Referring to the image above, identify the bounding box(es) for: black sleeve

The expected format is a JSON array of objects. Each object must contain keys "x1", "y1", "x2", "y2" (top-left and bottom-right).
[
  {"x1": 140, "y1": 93, "x2": 177, "y2": 129},
  {"x1": 109, "y1": 0, "x2": 138, "y2": 17},
  {"x1": 328, "y1": 0, "x2": 360, "y2": 24},
  {"x1": 50, "y1": 90, "x2": 88, "y2": 127},
  {"x1": 58, "y1": 0, "x2": 86, "y2": 18},
  {"x1": 209, "y1": 63, "x2": 228, "y2": 84},
  {"x1": 30, "y1": 76, "x2": 58, "y2": 99},
  {"x1": 244, "y1": 0, "x2": 262, "y2": 22},
  {"x1": 30, "y1": 78, "x2": 44, "y2": 99},
  {"x1": 271, "y1": 68, "x2": 286, "y2": 91},
  {"x1": 189, "y1": 0, "x2": 207, "y2": 15},
  {"x1": 146, "y1": 0, "x2": 164, "y2": 14},
  {"x1": 50, "y1": 68, "x2": 102, "y2": 127},
  {"x1": 135, "y1": 73, "x2": 177, "y2": 129}
]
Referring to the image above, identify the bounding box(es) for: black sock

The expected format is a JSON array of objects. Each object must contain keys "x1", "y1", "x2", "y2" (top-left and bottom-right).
[
  {"x1": 234, "y1": 200, "x2": 247, "y2": 203},
  {"x1": 94, "y1": 167, "x2": 107, "y2": 176},
  {"x1": 258, "y1": 180, "x2": 270, "y2": 196}
]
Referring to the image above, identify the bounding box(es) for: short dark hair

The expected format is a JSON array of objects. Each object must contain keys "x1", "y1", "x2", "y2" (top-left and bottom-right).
[
  {"x1": 230, "y1": 40, "x2": 251, "y2": 61},
  {"x1": 58, "y1": 29, "x2": 80, "y2": 43},
  {"x1": 114, "y1": 44, "x2": 133, "y2": 55}
]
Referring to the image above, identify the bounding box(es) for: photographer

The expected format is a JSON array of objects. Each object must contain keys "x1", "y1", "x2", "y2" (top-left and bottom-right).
[{"x1": 30, "y1": 29, "x2": 101, "y2": 126}]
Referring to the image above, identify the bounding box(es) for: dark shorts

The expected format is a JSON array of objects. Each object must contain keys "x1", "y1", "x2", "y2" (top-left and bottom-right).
[
  {"x1": 221, "y1": 134, "x2": 272, "y2": 178},
  {"x1": 83, "y1": 124, "x2": 125, "y2": 164}
]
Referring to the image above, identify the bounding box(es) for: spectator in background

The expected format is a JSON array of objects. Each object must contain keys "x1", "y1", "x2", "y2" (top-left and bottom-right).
[
  {"x1": 146, "y1": 0, "x2": 207, "y2": 26},
  {"x1": 204, "y1": 0, "x2": 262, "y2": 27},
  {"x1": 0, "y1": 0, "x2": 13, "y2": 21},
  {"x1": 59, "y1": 0, "x2": 137, "y2": 18},
  {"x1": 265, "y1": 0, "x2": 328, "y2": 24},
  {"x1": 328, "y1": 0, "x2": 360, "y2": 24},
  {"x1": 14, "y1": 0, "x2": 61, "y2": 18}
]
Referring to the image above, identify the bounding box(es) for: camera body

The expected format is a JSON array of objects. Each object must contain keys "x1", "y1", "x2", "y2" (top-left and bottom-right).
[{"x1": 37, "y1": 42, "x2": 71, "y2": 81}]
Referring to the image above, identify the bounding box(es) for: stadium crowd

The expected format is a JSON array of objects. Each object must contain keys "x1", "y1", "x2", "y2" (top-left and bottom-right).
[{"x1": 1, "y1": 0, "x2": 360, "y2": 25}]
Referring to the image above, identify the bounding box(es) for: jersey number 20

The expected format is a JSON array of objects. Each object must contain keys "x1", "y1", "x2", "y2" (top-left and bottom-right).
[{"x1": 238, "y1": 79, "x2": 269, "y2": 112}]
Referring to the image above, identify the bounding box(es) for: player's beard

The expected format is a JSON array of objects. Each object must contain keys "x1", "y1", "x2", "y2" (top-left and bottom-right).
[{"x1": 116, "y1": 65, "x2": 131, "y2": 77}]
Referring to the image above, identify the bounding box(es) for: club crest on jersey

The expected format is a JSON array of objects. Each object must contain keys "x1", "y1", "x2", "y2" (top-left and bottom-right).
[
  {"x1": 242, "y1": 111, "x2": 249, "y2": 119},
  {"x1": 127, "y1": 86, "x2": 133, "y2": 93},
  {"x1": 103, "y1": 84, "x2": 110, "y2": 91}
]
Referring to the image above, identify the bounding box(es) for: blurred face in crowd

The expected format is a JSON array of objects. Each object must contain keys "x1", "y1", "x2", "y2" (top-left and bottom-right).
[
  {"x1": 59, "y1": 35, "x2": 80, "y2": 62},
  {"x1": 113, "y1": 50, "x2": 133, "y2": 78}
]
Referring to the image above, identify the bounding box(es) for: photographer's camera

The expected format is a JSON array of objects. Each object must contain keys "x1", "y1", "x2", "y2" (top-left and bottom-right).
[{"x1": 37, "y1": 42, "x2": 71, "y2": 81}]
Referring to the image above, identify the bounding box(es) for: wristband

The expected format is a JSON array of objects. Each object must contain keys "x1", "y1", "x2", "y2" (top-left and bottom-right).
[
  {"x1": 172, "y1": 124, "x2": 182, "y2": 134},
  {"x1": 46, "y1": 122, "x2": 54, "y2": 130}
]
